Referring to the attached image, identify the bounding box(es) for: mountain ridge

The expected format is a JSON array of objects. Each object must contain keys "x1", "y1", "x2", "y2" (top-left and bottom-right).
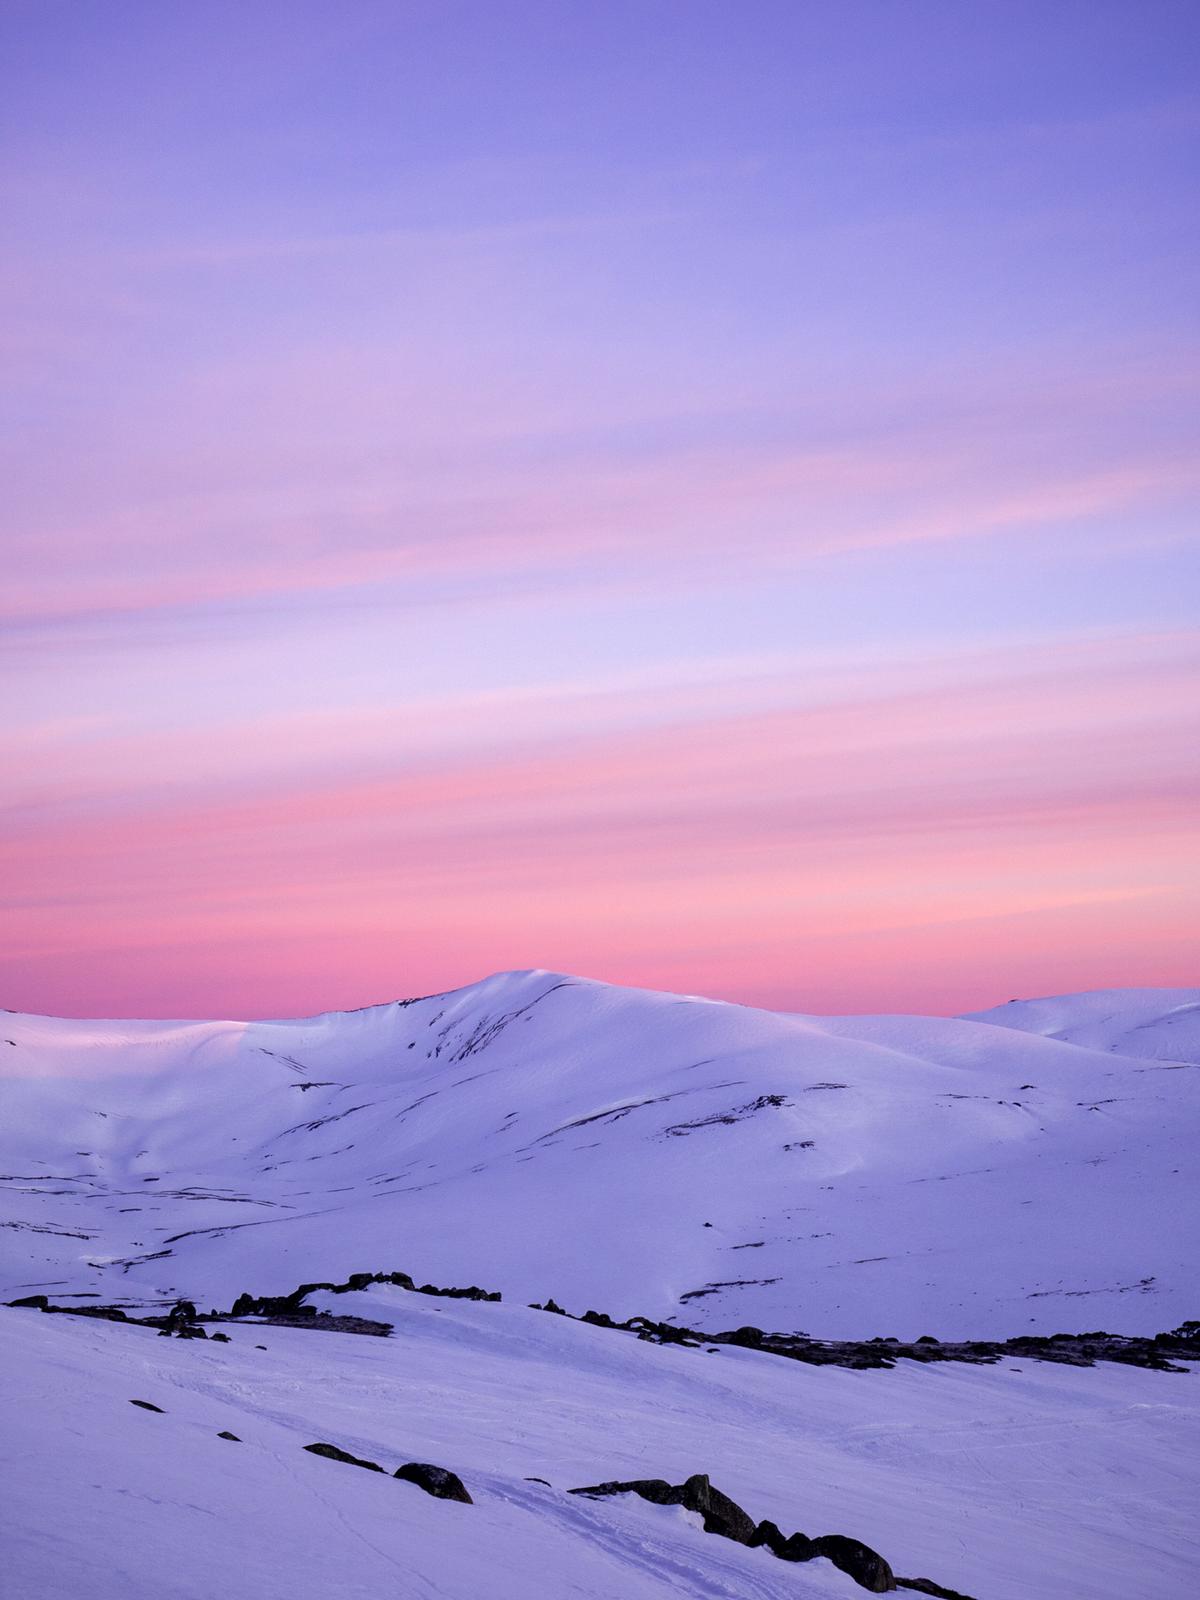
[{"x1": 2, "y1": 973, "x2": 1195, "y2": 1340}]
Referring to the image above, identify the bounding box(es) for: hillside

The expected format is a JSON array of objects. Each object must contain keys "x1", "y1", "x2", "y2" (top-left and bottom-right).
[{"x1": 3, "y1": 972, "x2": 1196, "y2": 1339}]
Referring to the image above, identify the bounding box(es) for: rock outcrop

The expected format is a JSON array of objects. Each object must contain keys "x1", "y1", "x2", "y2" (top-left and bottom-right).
[
  {"x1": 570, "y1": 1473, "x2": 896, "y2": 1591},
  {"x1": 303, "y1": 1441, "x2": 384, "y2": 1472},
  {"x1": 393, "y1": 1462, "x2": 473, "y2": 1503}
]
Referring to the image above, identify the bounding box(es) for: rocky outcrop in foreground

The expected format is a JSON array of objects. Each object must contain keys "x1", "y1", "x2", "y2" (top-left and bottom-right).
[{"x1": 570, "y1": 1473, "x2": 976, "y2": 1595}]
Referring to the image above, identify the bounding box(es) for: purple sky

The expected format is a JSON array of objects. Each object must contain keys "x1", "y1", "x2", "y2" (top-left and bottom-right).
[{"x1": 3, "y1": 1, "x2": 1198, "y2": 1019}]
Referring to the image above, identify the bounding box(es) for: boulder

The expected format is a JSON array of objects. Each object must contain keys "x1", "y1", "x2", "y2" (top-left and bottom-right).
[
  {"x1": 779, "y1": 1531, "x2": 819, "y2": 1563},
  {"x1": 570, "y1": 1478, "x2": 676, "y2": 1505},
  {"x1": 750, "y1": 1520, "x2": 817, "y2": 1561},
  {"x1": 569, "y1": 1472, "x2": 898, "y2": 1590},
  {"x1": 303, "y1": 1442, "x2": 383, "y2": 1473},
  {"x1": 393, "y1": 1462, "x2": 473, "y2": 1503},
  {"x1": 749, "y1": 1519, "x2": 787, "y2": 1555},
  {"x1": 813, "y1": 1534, "x2": 896, "y2": 1592},
  {"x1": 570, "y1": 1474, "x2": 756, "y2": 1546},
  {"x1": 678, "y1": 1473, "x2": 757, "y2": 1544}
]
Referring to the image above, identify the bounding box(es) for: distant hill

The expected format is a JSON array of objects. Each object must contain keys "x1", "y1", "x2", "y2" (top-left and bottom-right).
[{"x1": 3, "y1": 973, "x2": 1196, "y2": 1338}]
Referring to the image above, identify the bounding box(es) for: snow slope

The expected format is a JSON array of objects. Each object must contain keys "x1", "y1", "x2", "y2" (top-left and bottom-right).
[
  {"x1": 3, "y1": 973, "x2": 1198, "y2": 1600},
  {"x1": 2, "y1": 972, "x2": 1196, "y2": 1338},
  {"x1": 4, "y1": 1286, "x2": 1198, "y2": 1600},
  {"x1": 966, "y1": 988, "x2": 1200, "y2": 1067}
]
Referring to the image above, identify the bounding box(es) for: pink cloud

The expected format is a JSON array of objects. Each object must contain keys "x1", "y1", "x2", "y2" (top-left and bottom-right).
[{"x1": 4, "y1": 630, "x2": 1196, "y2": 1018}]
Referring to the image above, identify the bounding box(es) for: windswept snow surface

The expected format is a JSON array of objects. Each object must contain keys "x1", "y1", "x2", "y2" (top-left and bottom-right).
[
  {"x1": 2, "y1": 974, "x2": 1198, "y2": 1599},
  {"x1": 3, "y1": 1286, "x2": 1198, "y2": 1600},
  {"x1": 1, "y1": 972, "x2": 1196, "y2": 1337}
]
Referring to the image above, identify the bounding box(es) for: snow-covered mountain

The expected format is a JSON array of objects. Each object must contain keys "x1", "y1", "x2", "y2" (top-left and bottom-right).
[
  {"x1": 3, "y1": 972, "x2": 1197, "y2": 1337},
  {"x1": 3, "y1": 973, "x2": 1198, "y2": 1600}
]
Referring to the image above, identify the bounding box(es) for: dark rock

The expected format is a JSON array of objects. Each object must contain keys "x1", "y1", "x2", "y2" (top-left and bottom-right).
[
  {"x1": 897, "y1": 1578, "x2": 979, "y2": 1599},
  {"x1": 129, "y1": 1399, "x2": 165, "y2": 1413},
  {"x1": 217, "y1": 1431, "x2": 241, "y2": 1442},
  {"x1": 55, "y1": 1304, "x2": 129, "y2": 1322},
  {"x1": 724, "y1": 1326, "x2": 764, "y2": 1347},
  {"x1": 779, "y1": 1531, "x2": 819, "y2": 1562},
  {"x1": 749, "y1": 1519, "x2": 788, "y2": 1555},
  {"x1": 570, "y1": 1474, "x2": 756, "y2": 1546},
  {"x1": 813, "y1": 1534, "x2": 896, "y2": 1592},
  {"x1": 749, "y1": 1519, "x2": 816, "y2": 1562},
  {"x1": 210, "y1": 1332, "x2": 230, "y2": 1342},
  {"x1": 394, "y1": 1462, "x2": 473, "y2": 1503},
  {"x1": 678, "y1": 1473, "x2": 757, "y2": 1544},
  {"x1": 303, "y1": 1442, "x2": 384, "y2": 1472},
  {"x1": 6, "y1": 1294, "x2": 48, "y2": 1310},
  {"x1": 570, "y1": 1477, "x2": 677, "y2": 1505}
]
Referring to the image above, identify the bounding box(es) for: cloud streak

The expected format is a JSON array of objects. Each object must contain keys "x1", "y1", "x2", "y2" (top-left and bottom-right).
[{"x1": 2, "y1": 3, "x2": 1197, "y2": 1017}]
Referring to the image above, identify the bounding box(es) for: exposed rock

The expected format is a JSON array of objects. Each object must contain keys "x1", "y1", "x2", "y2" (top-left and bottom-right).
[
  {"x1": 569, "y1": 1475, "x2": 755, "y2": 1544},
  {"x1": 749, "y1": 1518, "x2": 786, "y2": 1555},
  {"x1": 393, "y1": 1462, "x2": 473, "y2": 1503},
  {"x1": 570, "y1": 1477, "x2": 677, "y2": 1505},
  {"x1": 6, "y1": 1293, "x2": 48, "y2": 1309},
  {"x1": 529, "y1": 1292, "x2": 1198, "y2": 1373},
  {"x1": 221, "y1": 1269, "x2": 497, "y2": 1330},
  {"x1": 779, "y1": 1530, "x2": 820, "y2": 1562},
  {"x1": 814, "y1": 1534, "x2": 896, "y2": 1592},
  {"x1": 217, "y1": 1431, "x2": 241, "y2": 1442},
  {"x1": 678, "y1": 1473, "x2": 757, "y2": 1544},
  {"x1": 750, "y1": 1520, "x2": 818, "y2": 1561},
  {"x1": 572, "y1": 1474, "x2": 902, "y2": 1590},
  {"x1": 129, "y1": 1399, "x2": 164, "y2": 1413},
  {"x1": 897, "y1": 1578, "x2": 979, "y2": 1599},
  {"x1": 724, "y1": 1325, "x2": 765, "y2": 1347},
  {"x1": 303, "y1": 1441, "x2": 384, "y2": 1472}
]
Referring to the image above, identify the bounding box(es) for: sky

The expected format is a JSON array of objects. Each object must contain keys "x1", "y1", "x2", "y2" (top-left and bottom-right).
[{"x1": 2, "y1": 0, "x2": 1198, "y2": 1020}]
